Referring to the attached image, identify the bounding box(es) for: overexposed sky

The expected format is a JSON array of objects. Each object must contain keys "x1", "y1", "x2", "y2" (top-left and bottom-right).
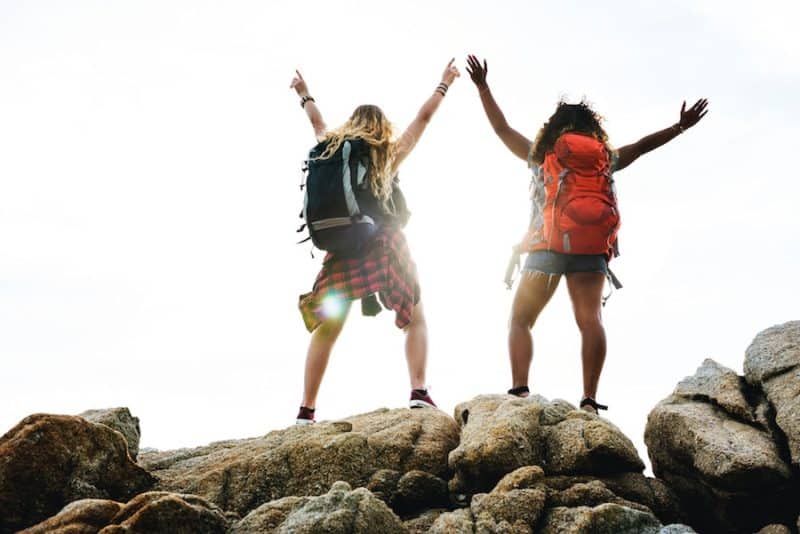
[{"x1": 2, "y1": 1, "x2": 798, "y2": 471}]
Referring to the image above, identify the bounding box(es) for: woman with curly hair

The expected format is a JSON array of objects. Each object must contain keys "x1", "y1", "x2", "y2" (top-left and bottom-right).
[
  {"x1": 290, "y1": 59, "x2": 460, "y2": 424},
  {"x1": 466, "y1": 54, "x2": 708, "y2": 413}
]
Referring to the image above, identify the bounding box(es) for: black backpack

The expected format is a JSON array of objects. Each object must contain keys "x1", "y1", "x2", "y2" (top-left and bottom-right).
[{"x1": 299, "y1": 138, "x2": 409, "y2": 256}]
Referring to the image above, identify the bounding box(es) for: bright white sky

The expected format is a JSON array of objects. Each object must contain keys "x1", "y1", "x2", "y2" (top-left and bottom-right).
[{"x1": 2, "y1": 1, "x2": 799, "y2": 472}]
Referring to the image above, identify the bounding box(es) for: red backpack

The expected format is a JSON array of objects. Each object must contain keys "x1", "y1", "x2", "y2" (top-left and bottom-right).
[
  {"x1": 504, "y1": 132, "x2": 623, "y2": 296},
  {"x1": 523, "y1": 132, "x2": 620, "y2": 256}
]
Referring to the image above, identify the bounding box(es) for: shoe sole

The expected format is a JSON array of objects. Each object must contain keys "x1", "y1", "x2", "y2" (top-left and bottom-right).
[
  {"x1": 409, "y1": 400, "x2": 436, "y2": 409},
  {"x1": 295, "y1": 418, "x2": 315, "y2": 426}
]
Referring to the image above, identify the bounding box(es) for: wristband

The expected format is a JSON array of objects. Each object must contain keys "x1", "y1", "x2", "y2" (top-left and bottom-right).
[{"x1": 301, "y1": 95, "x2": 316, "y2": 108}]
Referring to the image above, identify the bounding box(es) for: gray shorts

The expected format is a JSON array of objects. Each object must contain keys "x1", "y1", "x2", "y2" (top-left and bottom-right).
[{"x1": 523, "y1": 250, "x2": 608, "y2": 275}]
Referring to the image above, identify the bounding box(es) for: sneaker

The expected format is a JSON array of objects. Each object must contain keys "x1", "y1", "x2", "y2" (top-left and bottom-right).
[
  {"x1": 295, "y1": 406, "x2": 316, "y2": 425},
  {"x1": 409, "y1": 388, "x2": 437, "y2": 409},
  {"x1": 507, "y1": 386, "x2": 530, "y2": 397}
]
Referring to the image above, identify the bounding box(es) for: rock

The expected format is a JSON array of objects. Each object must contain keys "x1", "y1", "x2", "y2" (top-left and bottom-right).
[
  {"x1": 538, "y1": 503, "x2": 663, "y2": 534},
  {"x1": 646, "y1": 364, "x2": 797, "y2": 532},
  {"x1": 19, "y1": 493, "x2": 232, "y2": 534},
  {"x1": 78, "y1": 408, "x2": 141, "y2": 460},
  {"x1": 745, "y1": 321, "x2": 800, "y2": 467},
  {"x1": 545, "y1": 480, "x2": 650, "y2": 514},
  {"x1": 448, "y1": 395, "x2": 643, "y2": 494},
  {"x1": 674, "y1": 359, "x2": 757, "y2": 424},
  {"x1": 657, "y1": 526, "x2": 697, "y2": 534},
  {"x1": 98, "y1": 492, "x2": 231, "y2": 534},
  {"x1": 0, "y1": 414, "x2": 155, "y2": 532},
  {"x1": 402, "y1": 508, "x2": 447, "y2": 534},
  {"x1": 393, "y1": 470, "x2": 449, "y2": 515},
  {"x1": 544, "y1": 411, "x2": 645, "y2": 475},
  {"x1": 365, "y1": 469, "x2": 448, "y2": 516},
  {"x1": 18, "y1": 499, "x2": 123, "y2": 534},
  {"x1": 230, "y1": 481, "x2": 405, "y2": 533},
  {"x1": 470, "y1": 485, "x2": 547, "y2": 533},
  {"x1": 139, "y1": 408, "x2": 458, "y2": 517},
  {"x1": 428, "y1": 508, "x2": 474, "y2": 534},
  {"x1": 755, "y1": 525, "x2": 792, "y2": 534}
]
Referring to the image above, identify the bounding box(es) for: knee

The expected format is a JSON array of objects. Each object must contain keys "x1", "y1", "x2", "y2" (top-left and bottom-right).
[
  {"x1": 574, "y1": 310, "x2": 602, "y2": 332},
  {"x1": 510, "y1": 312, "x2": 535, "y2": 331},
  {"x1": 404, "y1": 304, "x2": 427, "y2": 331}
]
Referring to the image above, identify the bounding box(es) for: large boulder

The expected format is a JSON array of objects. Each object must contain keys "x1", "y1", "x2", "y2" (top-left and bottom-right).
[
  {"x1": 20, "y1": 492, "x2": 232, "y2": 534},
  {"x1": 0, "y1": 414, "x2": 155, "y2": 532},
  {"x1": 429, "y1": 466, "x2": 685, "y2": 534},
  {"x1": 229, "y1": 481, "x2": 405, "y2": 534},
  {"x1": 540, "y1": 472, "x2": 685, "y2": 525},
  {"x1": 538, "y1": 503, "x2": 664, "y2": 534},
  {"x1": 19, "y1": 499, "x2": 123, "y2": 534},
  {"x1": 78, "y1": 407, "x2": 141, "y2": 460},
  {"x1": 646, "y1": 358, "x2": 797, "y2": 533},
  {"x1": 744, "y1": 321, "x2": 800, "y2": 467},
  {"x1": 448, "y1": 395, "x2": 644, "y2": 494},
  {"x1": 139, "y1": 408, "x2": 459, "y2": 517}
]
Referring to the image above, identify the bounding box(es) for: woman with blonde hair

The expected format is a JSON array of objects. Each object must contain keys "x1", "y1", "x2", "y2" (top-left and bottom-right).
[
  {"x1": 466, "y1": 54, "x2": 708, "y2": 413},
  {"x1": 290, "y1": 59, "x2": 459, "y2": 424}
]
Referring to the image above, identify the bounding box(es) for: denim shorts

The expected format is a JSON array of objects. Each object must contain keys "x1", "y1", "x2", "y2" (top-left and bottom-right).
[{"x1": 523, "y1": 250, "x2": 608, "y2": 275}]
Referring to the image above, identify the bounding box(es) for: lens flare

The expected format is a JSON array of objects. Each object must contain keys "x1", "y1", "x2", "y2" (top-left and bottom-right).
[{"x1": 320, "y1": 294, "x2": 345, "y2": 320}]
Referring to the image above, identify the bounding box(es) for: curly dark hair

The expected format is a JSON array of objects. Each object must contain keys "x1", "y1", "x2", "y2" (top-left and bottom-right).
[{"x1": 530, "y1": 100, "x2": 611, "y2": 164}]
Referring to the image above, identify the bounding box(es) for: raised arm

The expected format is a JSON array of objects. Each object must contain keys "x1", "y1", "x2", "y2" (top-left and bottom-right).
[
  {"x1": 466, "y1": 55, "x2": 531, "y2": 162},
  {"x1": 290, "y1": 70, "x2": 327, "y2": 142},
  {"x1": 615, "y1": 99, "x2": 709, "y2": 172},
  {"x1": 393, "y1": 59, "x2": 460, "y2": 169}
]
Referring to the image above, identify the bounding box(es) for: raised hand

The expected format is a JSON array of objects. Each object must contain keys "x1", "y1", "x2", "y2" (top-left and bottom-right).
[
  {"x1": 290, "y1": 70, "x2": 309, "y2": 96},
  {"x1": 466, "y1": 54, "x2": 488, "y2": 89},
  {"x1": 441, "y1": 58, "x2": 460, "y2": 86},
  {"x1": 679, "y1": 98, "x2": 709, "y2": 130}
]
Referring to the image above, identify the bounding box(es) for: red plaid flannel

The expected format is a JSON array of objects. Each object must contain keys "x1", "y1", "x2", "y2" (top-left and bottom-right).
[{"x1": 299, "y1": 226, "x2": 420, "y2": 332}]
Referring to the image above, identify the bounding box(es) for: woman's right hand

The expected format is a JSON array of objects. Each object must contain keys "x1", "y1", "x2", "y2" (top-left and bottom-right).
[
  {"x1": 290, "y1": 70, "x2": 309, "y2": 97},
  {"x1": 466, "y1": 54, "x2": 488, "y2": 89},
  {"x1": 441, "y1": 58, "x2": 460, "y2": 86}
]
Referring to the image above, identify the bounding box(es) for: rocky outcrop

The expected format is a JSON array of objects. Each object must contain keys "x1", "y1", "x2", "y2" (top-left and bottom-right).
[
  {"x1": 646, "y1": 353, "x2": 799, "y2": 532},
  {"x1": 448, "y1": 395, "x2": 644, "y2": 495},
  {"x1": 0, "y1": 414, "x2": 154, "y2": 532},
  {"x1": 78, "y1": 407, "x2": 141, "y2": 460},
  {"x1": 6, "y1": 321, "x2": 800, "y2": 534},
  {"x1": 138, "y1": 408, "x2": 458, "y2": 518}
]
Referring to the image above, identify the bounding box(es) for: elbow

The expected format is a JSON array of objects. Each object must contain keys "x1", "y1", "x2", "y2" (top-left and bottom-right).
[{"x1": 492, "y1": 122, "x2": 511, "y2": 136}]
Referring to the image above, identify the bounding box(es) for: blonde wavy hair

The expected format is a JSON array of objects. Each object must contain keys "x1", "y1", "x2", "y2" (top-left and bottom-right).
[{"x1": 318, "y1": 105, "x2": 397, "y2": 205}]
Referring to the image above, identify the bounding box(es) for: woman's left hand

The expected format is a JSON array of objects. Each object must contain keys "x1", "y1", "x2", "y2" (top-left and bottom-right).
[
  {"x1": 441, "y1": 58, "x2": 460, "y2": 86},
  {"x1": 678, "y1": 98, "x2": 709, "y2": 130}
]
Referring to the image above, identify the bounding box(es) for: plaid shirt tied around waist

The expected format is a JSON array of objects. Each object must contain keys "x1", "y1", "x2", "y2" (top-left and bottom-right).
[{"x1": 298, "y1": 226, "x2": 420, "y2": 332}]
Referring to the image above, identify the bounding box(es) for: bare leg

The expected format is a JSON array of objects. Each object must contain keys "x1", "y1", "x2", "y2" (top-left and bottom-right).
[
  {"x1": 508, "y1": 272, "x2": 561, "y2": 394},
  {"x1": 404, "y1": 301, "x2": 427, "y2": 390},
  {"x1": 565, "y1": 272, "x2": 606, "y2": 409},
  {"x1": 301, "y1": 301, "x2": 352, "y2": 409}
]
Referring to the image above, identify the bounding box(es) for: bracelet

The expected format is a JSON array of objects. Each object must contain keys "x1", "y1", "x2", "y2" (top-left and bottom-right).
[
  {"x1": 672, "y1": 123, "x2": 685, "y2": 134},
  {"x1": 436, "y1": 82, "x2": 449, "y2": 97},
  {"x1": 300, "y1": 95, "x2": 316, "y2": 108}
]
